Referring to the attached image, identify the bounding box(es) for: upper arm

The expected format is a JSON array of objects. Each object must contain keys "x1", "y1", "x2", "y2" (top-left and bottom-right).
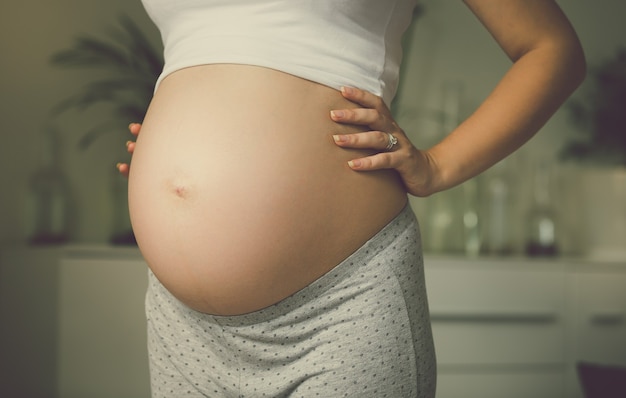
[{"x1": 462, "y1": 0, "x2": 584, "y2": 63}]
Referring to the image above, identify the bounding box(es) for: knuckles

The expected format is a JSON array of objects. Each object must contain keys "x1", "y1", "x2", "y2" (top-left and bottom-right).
[{"x1": 378, "y1": 131, "x2": 389, "y2": 146}]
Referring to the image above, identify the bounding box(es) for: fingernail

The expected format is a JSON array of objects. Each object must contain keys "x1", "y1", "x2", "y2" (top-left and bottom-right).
[
  {"x1": 116, "y1": 163, "x2": 122, "y2": 169},
  {"x1": 341, "y1": 86, "x2": 354, "y2": 95},
  {"x1": 333, "y1": 134, "x2": 347, "y2": 143},
  {"x1": 348, "y1": 159, "x2": 361, "y2": 168},
  {"x1": 330, "y1": 110, "x2": 345, "y2": 119},
  {"x1": 126, "y1": 140, "x2": 133, "y2": 147}
]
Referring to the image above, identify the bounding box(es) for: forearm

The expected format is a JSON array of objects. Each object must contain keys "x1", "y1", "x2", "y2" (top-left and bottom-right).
[
  {"x1": 330, "y1": 0, "x2": 585, "y2": 199},
  {"x1": 427, "y1": 44, "x2": 585, "y2": 192}
]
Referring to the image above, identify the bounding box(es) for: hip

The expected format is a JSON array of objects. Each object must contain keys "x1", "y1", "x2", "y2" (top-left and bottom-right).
[{"x1": 145, "y1": 203, "x2": 435, "y2": 397}]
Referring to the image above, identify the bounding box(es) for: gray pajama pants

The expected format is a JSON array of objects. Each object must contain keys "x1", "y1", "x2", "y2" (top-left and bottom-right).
[{"x1": 145, "y1": 204, "x2": 436, "y2": 397}]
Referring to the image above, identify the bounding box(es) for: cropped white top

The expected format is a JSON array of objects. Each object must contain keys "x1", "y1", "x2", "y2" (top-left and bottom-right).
[{"x1": 141, "y1": 0, "x2": 418, "y2": 105}]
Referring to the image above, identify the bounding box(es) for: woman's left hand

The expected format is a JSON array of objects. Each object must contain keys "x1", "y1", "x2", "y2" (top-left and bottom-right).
[
  {"x1": 116, "y1": 123, "x2": 141, "y2": 178},
  {"x1": 331, "y1": 86, "x2": 439, "y2": 197}
]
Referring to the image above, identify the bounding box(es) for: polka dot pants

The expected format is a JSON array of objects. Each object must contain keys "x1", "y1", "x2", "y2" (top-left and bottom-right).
[{"x1": 145, "y1": 205, "x2": 436, "y2": 397}]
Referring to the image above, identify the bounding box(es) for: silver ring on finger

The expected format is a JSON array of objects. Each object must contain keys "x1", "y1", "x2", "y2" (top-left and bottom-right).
[{"x1": 385, "y1": 133, "x2": 398, "y2": 151}]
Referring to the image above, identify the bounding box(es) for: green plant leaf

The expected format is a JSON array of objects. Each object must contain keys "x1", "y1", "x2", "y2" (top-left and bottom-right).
[
  {"x1": 77, "y1": 119, "x2": 127, "y2": 150},
  {"x1": 50, "y1": 14, "x2": 163, "y2": 149},
  {"x1": 50, "y1": 36, "x2": 132, "y2": 70}
]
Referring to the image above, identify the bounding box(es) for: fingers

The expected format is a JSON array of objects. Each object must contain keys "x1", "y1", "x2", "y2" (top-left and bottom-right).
[
  {"x1": 334, "y1": 131, "x2": 405, "y2": 170},
  {"x1": 339, "y1": 86, "x2": 385, "y2": 110},
  {"x1": 126, "y1": 123, "x2": 140, "y2": 156},
  {"x1": 331, "y1": 87, "x2": 390, "y2": 131},
  {"x1": 126, "y1": 140, "x2": 136, "y2": 154},
  {"x1": 333, "y1": 131, "x2": 394, "y2": 152},
  {"x1": 330, "y1": 108, "x2": 385, "y2": 129},
  {"x1": 129, "y1": 122, "x2": 141, "y2": 136},
  {"x1": 116, "y1": 122, "x2": 141, "y2": 178},
  {"x1": 331, "y1": 87, "x2": 406, "y2": 171},
  {"x1": 332, "y1": 88, "x2": 435, "y2": 196},
  {"x1": 347, "y1": 152, "x2": 396, "y2": 171},
  {"x1": 116, "y1": 163, "x2": 130, "y2": 178}
]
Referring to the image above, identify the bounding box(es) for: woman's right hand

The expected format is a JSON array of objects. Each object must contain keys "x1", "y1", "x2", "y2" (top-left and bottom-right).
[{"x1": 116, "y1": 123, "x2": 141, "y2": 178}]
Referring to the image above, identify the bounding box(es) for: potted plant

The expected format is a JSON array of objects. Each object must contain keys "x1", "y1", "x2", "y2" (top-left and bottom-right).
[
  {"x1": 50, "y1": 15, "x2": 163, "y2": 244},
  {"x1": 562, "y1": 48, "x2": 626, "y2": 166},
  {"x1": 51, "y1": 15, "x2": 162, "y2": 149},
  {"x1": 561, "y1": 48, "x2": 626, "y2": 259}
]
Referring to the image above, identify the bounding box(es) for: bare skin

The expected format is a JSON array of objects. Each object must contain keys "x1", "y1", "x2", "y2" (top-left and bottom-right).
[
  {"x1": 119, "y1": 0, "x2": 585, "y2": 315},
  {"x1": 127, "y1": 65, "x2": 408, "y2": 315}
]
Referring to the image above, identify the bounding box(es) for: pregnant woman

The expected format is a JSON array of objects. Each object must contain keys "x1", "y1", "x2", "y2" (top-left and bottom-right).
[{"x1": 118, "y1": 0, "x2": 585, "y2": 396}]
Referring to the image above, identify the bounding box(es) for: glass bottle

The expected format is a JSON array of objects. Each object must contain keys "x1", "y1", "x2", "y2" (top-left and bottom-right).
[
  {"x1": 525, "y1": 161, "x2": 558, "y2": 256},
  {"x1": 462, "y1": 177, "x2": 481, "y2": 257},
  {"x1": 26, "y1": 127, "x2": 71, "y2": 244},
  {"x1": 425, "y1": 81, "x2": 465, "y2": 253},
  {"x1": 481, "y1": 160, "x2": 513, "y2": 255}
]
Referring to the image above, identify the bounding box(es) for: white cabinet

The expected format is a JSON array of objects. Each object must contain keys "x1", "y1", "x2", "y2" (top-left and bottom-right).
[
  {"x1": 424, "y1": 257, "x2": 626, "y2": 398},
  {"x1": 57, "y1": 246, "x2": 150, "y2": 398},
  {"x1": 435, "y1": 372, "x2": 566, "y2": 398},
  {"x1": 0, "y1": 247, "x2": 61, "y2": 398},
  {"x1": 565, "y1": 266, "x2": 626, "y2": 398},
  {"x1": 425, "y1": 258, "x2": 567, "y2": 398},
  {"x1": 2, "y1": 246, "x2": 624, "y2": 398},
  {"x1": 1, "y1": 245, "x2": 150, "y2": 398}
]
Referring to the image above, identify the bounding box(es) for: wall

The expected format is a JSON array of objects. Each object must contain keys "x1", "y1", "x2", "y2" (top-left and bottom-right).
[
  {"x1": 397, "y1": 0, "x2": 625, "y2": 156},
  {"x1": 395, "y1": 0, "x2": 626, "y2": 255},
  {"x1": 0, "y1": 1, "x2": 624, "y2": 249},
  {"x1": 0, "y1": 0, "x2": 160, "y2": 244}
]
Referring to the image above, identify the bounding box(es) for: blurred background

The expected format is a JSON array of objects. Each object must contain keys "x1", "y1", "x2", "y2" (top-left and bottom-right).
[
  {"x1": 1, "y1": 0, "x2": 625, "y2": 257},
  {"x1": 1, "y1": 1, "x2": 625, "y2": 397},
  {"x1": 1, "y1": 0, "x2": 159, "y2": 247}
]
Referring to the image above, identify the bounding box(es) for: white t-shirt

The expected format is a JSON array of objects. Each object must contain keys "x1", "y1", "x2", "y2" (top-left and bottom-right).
[{"x1": 142, "y1": 0, "x2": 418, "y2": 105}]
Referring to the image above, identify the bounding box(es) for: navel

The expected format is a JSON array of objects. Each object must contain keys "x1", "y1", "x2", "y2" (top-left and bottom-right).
[
  {"x1": 164, "y1": 177, "x2": 194, "y2": 201},
  {"x1": 173, "y1": 185, "x2": 188, "y2": 199}
]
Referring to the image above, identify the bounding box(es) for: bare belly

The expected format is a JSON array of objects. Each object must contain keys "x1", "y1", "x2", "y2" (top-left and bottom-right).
[{"x1": 128, "y1": 64, "x2": 407, "y2": 315}]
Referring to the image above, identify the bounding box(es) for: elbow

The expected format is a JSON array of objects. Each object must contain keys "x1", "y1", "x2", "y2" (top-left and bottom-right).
[
  {"x1": 538, "y1": 31, "x2": 587, "y2": 94},
  {"x1": 553, "y1": 14, "x2": 588, "y2": 91},
  {"x1": 543, "y1": 39, "x2": 587, "y2": 97},
  {"x1": 560, "y1": 31, "x2": 587, "y2": 91},
  {"x1": 568, "y1": 43, "x2": 587, "y2": 90}
]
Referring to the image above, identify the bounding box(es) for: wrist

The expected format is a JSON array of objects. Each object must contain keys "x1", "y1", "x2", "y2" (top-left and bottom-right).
[{"x1": 421, "y1": 147, "x2": 450, "y2": 195}]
